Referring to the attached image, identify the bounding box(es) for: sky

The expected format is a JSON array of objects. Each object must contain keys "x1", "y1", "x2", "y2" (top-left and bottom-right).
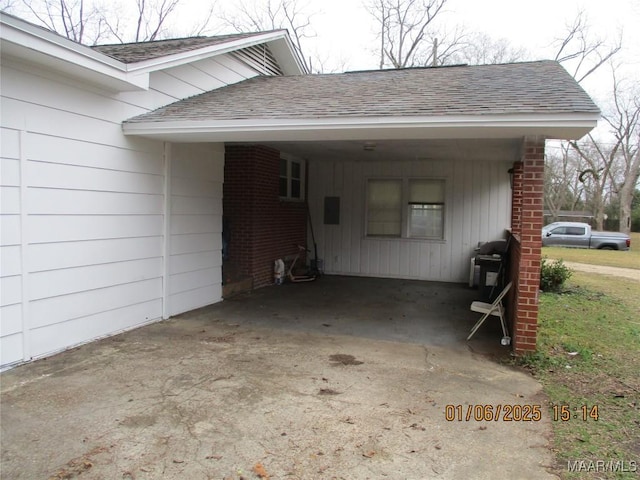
[
  {"x1": 301, "y1": 0, "x2": 639, "y2": 101},
  {"x1": 5, "y1": 0, "x2": 638, "y2": 119}
]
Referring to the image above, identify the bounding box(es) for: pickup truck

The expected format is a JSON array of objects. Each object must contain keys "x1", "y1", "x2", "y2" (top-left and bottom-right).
[{"x1": 542, "y1": 222, "x2": 631, "y2": 250}]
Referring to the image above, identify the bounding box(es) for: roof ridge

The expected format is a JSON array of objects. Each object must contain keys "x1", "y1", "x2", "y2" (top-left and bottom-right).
[
  {"x1": 344, "y1": 59, "x2": 558, "y2": 75},
  {"x1": 92, "y1": 30, "x2": 289, "y2": 64},
  {"x1": 92, "y1": 30, "x2": 286, "y2": 48}
]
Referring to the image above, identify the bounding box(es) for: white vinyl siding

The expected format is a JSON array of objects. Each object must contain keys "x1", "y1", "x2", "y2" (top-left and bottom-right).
[
  {"x1": 0, "y1": 125, "x2": 166, "y2": 365},
  {"x1": 0, "y1": 128, "x2": 23, "y2": 366},
  {"x1": 0, "y1": 48, "x2": 239, "y2": 367},
  {"x1": 119, "y1": 53, "x2": 262, "y2": 110},
  {"x1": 167, "y1": 143, "x2": 224, "y2": 316},
  {"x1": 308, "y1": 158, "x2": 511, "y2": 283}
]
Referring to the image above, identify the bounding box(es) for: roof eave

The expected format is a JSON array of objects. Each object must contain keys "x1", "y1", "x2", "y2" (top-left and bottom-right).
[
  {"x1": 0, "y1": 12, "x2": 148, "y2": 91},
  {"x1": 122, "y1": 113, "x2": 600, "y2": 143}
]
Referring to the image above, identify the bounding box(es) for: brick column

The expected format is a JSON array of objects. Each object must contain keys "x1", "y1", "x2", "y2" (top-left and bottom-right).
[
  {"x1": 512, "y1": 137, "x2": 545, "y2": 354},
  {"x1": 224, "y1": 145, "x2": 307, "y2": 290},
  {"x1": 510, "y1": 161, "x2": 524, "y2": 236}
]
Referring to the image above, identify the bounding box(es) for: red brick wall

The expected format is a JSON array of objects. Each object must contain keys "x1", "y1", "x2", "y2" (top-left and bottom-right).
[
  {"x1": 510, "y1": 161, "x2": 524, "y2": 236},
  {"x1": 224, "y1": 145, "x2": 307, "y2": 289},
  {"x1": 511, "y1": 137, "x2": 545, "y2": 354}
]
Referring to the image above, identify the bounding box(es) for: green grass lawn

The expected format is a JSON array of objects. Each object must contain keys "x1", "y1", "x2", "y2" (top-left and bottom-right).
[
  {"x1": 543, "y1": 232, "x2": 640, "y2": 270},
  {"x1": 518, "y1": 248, "x2": 640, "y2": 479}
]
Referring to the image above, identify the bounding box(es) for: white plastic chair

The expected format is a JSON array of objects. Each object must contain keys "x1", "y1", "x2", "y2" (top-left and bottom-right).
[{"x1": 467, "y1": 281, "x2": 513, "y2": 345}]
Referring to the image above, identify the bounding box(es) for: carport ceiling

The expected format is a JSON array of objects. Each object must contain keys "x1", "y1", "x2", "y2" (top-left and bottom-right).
[{"x1": 234, "y1": 138, "x2": 522, "y2": 163}]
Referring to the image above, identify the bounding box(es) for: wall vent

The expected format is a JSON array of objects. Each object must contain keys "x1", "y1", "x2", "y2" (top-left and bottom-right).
[{"x1": 231, "y1": 44, "x2": 283, "y2": 76}]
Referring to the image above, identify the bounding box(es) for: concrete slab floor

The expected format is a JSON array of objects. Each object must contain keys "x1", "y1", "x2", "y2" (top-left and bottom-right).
[{"x1": 1, "y1": 277, "x2": 559, "y2": 479}]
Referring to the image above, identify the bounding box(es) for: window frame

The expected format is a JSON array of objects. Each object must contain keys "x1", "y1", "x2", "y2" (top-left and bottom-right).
[
  {"x1": 365, "y1": 177, "x2": 446, "y2": 241},
  {"x1": 279, "y1": 154, "x2": 305, "y2": 201}
]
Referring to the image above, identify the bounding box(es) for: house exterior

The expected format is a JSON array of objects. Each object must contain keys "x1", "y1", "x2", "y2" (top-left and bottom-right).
[{"x1": 0, "y1": 12, "x2": 600, "y2": 369}]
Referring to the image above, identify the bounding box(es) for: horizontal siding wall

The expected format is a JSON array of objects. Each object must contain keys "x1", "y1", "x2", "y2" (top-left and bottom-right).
[
  {"x1": 0, "y1": 127, "x2": 166, "y2": 364},
  {"x1": 308, "y1": 158, "x2": 512, "y2": 283},
  {"x1": 1, "y1": 128, "x2": 23, "y2": 365},
  {"x1": 168, "y1": 143, "x2": 224, "y2": 316},
  {"x1": 0, "y1": 47, "x2": 267, "y2": 367},
  {"x1": 0, "y1": 60, "x2": 167, "y2": 367},
  {"x1": 119, "y1": 54, "x2": 261, "y2": 110}
]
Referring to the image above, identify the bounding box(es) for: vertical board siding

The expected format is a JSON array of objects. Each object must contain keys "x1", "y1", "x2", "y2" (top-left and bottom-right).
[
  {"x1": 309, "y1": 158, "x2": 512, "y2": 283},
  {"x1": 168, "y1": 143, "x2": 224, "y2": 317}
]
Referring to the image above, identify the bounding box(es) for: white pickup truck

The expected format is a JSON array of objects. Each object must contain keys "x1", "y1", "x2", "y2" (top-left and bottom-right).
[{"x1": 542, "y1": 222, "x2": 631, "y2": 250}]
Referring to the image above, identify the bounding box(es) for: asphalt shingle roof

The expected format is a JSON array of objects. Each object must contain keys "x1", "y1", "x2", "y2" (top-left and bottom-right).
[
  {"x1": 93, "y1": 31, "x2": 280, "y2": 63},
  {"x1": 125, "y1": 60, "x2": 600, "y2": 123}
]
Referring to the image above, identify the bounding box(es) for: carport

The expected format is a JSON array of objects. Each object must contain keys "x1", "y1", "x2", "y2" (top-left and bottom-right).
[
  {"x1": 1, "y1": 17, "x2": 600, "y2": 369},
  {"x1": 1, "y1": 276, "x2": 561, "y2": 479},
  {"x1": 124, "y1": 61, "x2": 600, "y2": 354}
]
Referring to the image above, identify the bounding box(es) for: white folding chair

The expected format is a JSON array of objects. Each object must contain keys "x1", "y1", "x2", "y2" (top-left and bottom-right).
[{"x1": 467, "y1": 281, "x2": 513, "y2": 345}]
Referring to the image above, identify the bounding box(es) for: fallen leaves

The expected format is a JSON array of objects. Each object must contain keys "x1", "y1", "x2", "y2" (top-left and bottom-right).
[{"x1": 253, "y1": 463, "x2": 269, "y2": 479}]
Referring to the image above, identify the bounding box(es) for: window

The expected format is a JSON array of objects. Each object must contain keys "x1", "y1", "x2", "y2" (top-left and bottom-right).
[
  {"x1": 550, "y1": 226, "x2": 585, "y2": 235},
  {"x1": 367, "y1": 179, "x2": 402, "y2": 236},
  {"x1": 366, "y1": 178, "x2": 445, "y2": 239},
  {"x1": 566, "y1": 226, "x2": 586, "y2": 235},
  {"x1": 279, "y1": 156, "x2": 304, "y2": 200},
  {"x1": 408, "y1": 179, "x2": 445, "y2": 239}
]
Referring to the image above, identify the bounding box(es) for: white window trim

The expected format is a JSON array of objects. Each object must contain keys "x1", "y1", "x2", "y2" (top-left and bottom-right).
[
  {"x1": 279, "y1": 153, "x2": 306, "y2": 201},
  {"x1": 365, "y1": 176, "x2": 447, "y2": 241}
]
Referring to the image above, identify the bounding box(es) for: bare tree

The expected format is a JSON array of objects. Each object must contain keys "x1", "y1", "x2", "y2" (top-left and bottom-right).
[
  {"x1": 553, "y1": 10, "x2": 621, "y2": 84},
  {"x1": 602, "y1": 73, "x2": 640, "y2": 234},
  {"x1": 103, "y1": 0, "x2": 181, "y2": 43},
  {"x1": 563, "y1": 67, "x2": 639, "y2": 234},
  {"x1": 221, "y1": 0, "x2": 316, "y2": 72},
  {"x1": 570, "y1": 137, "x2": 623, "y2": 231},
  {"x1": 366, "y1": 0, "x2": 452, "y2": 68},
  {"x1": 18, "y1": 0, "x2": 107, "y2": 44},
  {"x1": 548, "y1": 11, "x2": 630, "y2": 231},
  {"x1": 544, "y1": 143, "x2": 588, "y2": 222},
  {"x1": 1, "y1": 0, "x2": 20, "y2": 11},
  {"x1": 6, "y1": 0, "x2": 214, "y2": 44},
  {"x1": 451, "y1": 32, "x2": 527, "y2": 66}
]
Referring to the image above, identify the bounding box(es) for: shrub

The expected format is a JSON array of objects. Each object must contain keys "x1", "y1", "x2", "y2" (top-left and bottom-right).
[{"x1": 540, "y1": 257, "x2": 573, "y2": 292}]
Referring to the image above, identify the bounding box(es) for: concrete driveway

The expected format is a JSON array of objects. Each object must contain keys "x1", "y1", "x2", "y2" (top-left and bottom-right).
[{"x1": 1, "y1": 277, "x2": 559, "y2": 479}]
